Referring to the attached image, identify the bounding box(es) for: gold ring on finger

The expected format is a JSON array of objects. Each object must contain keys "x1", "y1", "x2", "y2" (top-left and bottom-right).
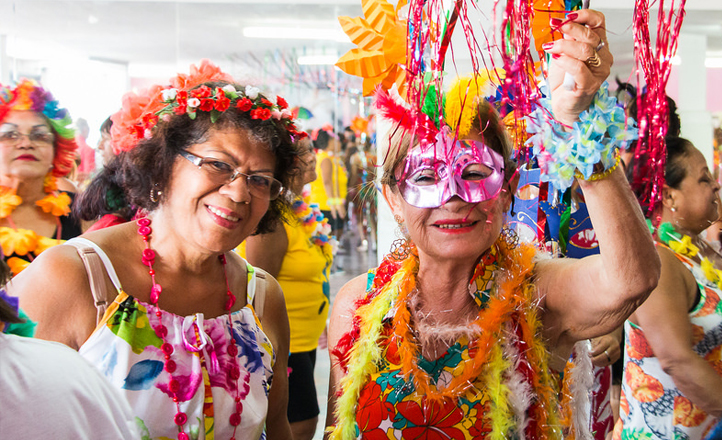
[{"x1": 586, "y1": 51, "x2": 602, "y2": 68}]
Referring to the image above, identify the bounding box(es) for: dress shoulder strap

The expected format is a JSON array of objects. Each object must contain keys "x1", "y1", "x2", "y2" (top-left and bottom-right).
[
  {"x1": 65, "y1": 237, "x2": 123, "y2": 324},
  {"x1": 239, "y1": 256, "x2": 267, "y2": 320}
]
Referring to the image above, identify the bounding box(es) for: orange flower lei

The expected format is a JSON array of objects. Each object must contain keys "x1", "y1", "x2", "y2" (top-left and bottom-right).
[
  {"x1": 330, "y1": 235, "x2": 563, "y2": 439},
  {"x1": 0, "y1": 174, "x2": 72, "y2": 275}
]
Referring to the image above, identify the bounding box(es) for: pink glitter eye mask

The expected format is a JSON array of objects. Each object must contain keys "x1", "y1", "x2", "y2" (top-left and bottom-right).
[{"x1": 395, "y1": 131, "x2": 506, "y2": 208}]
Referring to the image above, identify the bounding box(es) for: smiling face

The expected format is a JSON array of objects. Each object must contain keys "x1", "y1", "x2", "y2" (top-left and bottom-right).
[
  {"x1": 0, "y1": 110, "x2": 55, "y2": 183},
  {"x1": 666, "y1": 146, "x2": 721, "y2": 235},
  {"x1": 158, "y1": 125, "x2": 276, "y2": 253},
  {"x1": 385, "y1": 131, "x2": 513, "y2": 263}
]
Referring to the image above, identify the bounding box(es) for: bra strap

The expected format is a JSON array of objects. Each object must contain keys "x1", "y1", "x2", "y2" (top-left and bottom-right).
[{"x1": 65, "y1": 237, "x2": 123, "y2": 324}]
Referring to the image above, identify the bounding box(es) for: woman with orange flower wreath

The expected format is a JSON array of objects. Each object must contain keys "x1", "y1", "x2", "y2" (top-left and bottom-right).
[
  {"x1": 12, "y1": 60, "x2": 300, "y2": 440},
  {"x1": 0, "y1": 80, "x2": 81, "y2": 278}
]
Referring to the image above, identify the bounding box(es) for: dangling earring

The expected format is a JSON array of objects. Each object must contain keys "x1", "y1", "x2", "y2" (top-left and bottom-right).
[
  {"x1": 150, "y1": 184, "x2": 162, "y2": 203},
  {"x1": 390, "y1": 214, "x2": 412, "y2": 261},
  {"x1": 393, "y1": 214, "x2": 410, "y2": 239}
]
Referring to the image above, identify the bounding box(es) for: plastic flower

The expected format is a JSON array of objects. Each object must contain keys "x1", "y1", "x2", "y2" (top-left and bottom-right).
[
  {"x1": 251, "y1": 108, "x2": 272, "y2": 121},
  {"x1": 237, "y1": 98, "x2": 253, "y2": 112},
  {"x1": 170, "y1": 59, "x2": 234, "y2": 90},
  {"x1": 161, "y1": 88, "x2": 178, "y2": 101},
  {"x1": 199, "y1": 98, "x2": 214, "y2": 112},
  {"x1": 191, "y1": 85, "x2": 213, "y2": 99},
  {"x1": 31, "y1": 235, "x2": 58, "y2": 256},
  {"x1": 0, "y1": 188, "x2": 22, "y2": 218},
  {"x1": 245, "y1": 86, "x2": 260, "y2": 100},
  {"x1": 0, "y1": 227, "x2": 38, "y2": 256},
  {"x1": 668, "y1": 234, "x2": 699, "y2": 257},
  {"x1": 214, "y1": 90, "x2": 231, "y2": 112},
  {"x1": 336, "y1": 0, "x2": 409, "y2": 96},
  {"x1": 187, "y1": 98, "x2": 201, "y2": 109},
  {"x1": 35, "y1": 192, "x2": 72, "y2": 217},
  {"x1": 277, "y1": 96, "x2": 289, "y2": 110},
  {"x1": 6, "y1": 257, "x2": 30, "y2": 275},
  {"x1": 110, "y1": 84, "x2": 166, "y2": 153},
  {"x1": 43, "y1": 174, "x2": 59, "y2": 193}
]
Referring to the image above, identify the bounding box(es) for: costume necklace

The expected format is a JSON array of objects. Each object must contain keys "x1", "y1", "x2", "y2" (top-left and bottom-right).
[
  {"x1": 658, "y1": 221, "x2": 722, "y2": 290},
  {"x1": 137, "y1": 217, "x2": 250, "y2": 440},
  {"x1": 0, "y1": 174, "x2": 72, "y2": 275}
]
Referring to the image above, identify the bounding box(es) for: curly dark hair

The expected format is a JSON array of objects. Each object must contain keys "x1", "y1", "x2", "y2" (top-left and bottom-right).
[{"x1": 76, "y1": 81, "x2": 299, "y2": 235}]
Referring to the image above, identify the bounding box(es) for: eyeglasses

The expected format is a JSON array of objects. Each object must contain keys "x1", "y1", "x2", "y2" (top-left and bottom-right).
[
  {"x1": 0, "y1": 130, "x2": 55, "y2": 146},
  {"x1": 179, "y1": 150, "x2": 283, "y2": 201}
]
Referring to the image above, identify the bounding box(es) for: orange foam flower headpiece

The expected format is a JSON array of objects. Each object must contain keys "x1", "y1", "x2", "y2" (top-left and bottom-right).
[{"x1": 111, "y1": 59, "x2": 306, "y2": 154}]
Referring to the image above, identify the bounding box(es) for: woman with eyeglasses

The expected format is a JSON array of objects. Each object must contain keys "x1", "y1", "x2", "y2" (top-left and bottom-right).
[
  {"x1": 10, "y1": 60, "x2": 300, "y2": 439},
  {"x1": 0, "y1": 80, "x2": 81, "y2": 278}
]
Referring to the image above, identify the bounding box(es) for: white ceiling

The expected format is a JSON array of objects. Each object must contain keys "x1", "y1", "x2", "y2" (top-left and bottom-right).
[{"x1": 0, "y1": 0, "x2": 721, "y2": 87}]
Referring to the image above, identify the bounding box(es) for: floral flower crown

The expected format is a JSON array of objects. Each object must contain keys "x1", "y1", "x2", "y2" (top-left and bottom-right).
[
  {"x1": 0, "y1": 79, "x2": 78, "y2": 177},
  {"x1": 111, "y1": 59, "x2": 306, "y2": 153}
]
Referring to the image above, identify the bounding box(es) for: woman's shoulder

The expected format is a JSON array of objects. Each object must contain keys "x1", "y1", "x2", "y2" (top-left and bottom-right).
[{"x1": 332, "y1": 274, "x2": 369, "y2": 316}]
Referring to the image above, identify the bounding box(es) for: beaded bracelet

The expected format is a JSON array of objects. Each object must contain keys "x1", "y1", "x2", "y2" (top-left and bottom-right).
[
  {"x1": 576, "y1": 155, "x2": 621, "y2": 182},
  {"x1": 525, "y1": 81, "x2": 638, "y2": 192}
]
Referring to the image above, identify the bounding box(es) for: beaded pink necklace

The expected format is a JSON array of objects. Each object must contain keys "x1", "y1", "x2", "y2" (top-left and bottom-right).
[{"x1": 137, "y1": 217, "x2": 251, "y2": 440}]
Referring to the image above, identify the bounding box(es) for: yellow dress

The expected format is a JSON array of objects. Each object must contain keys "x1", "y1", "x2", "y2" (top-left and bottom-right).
[{"x1": 309, "y1": 150, "x2": 348, "y2": 211}]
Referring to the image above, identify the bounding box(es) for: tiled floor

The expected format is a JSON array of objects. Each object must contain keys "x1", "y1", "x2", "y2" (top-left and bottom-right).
[{"x1": 311, "y1": 232, "x2": 377, "y2": 439}]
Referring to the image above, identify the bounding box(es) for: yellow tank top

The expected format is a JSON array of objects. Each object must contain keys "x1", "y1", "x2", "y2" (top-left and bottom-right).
[
  {"x1": 309, "y1": 150, "x2": 348, "y2": 211},
  {"x1": 235, "y1": 214, "x2": 332, "y2": 353}
]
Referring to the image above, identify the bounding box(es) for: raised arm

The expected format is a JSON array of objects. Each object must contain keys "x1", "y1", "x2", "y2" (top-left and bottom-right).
[
  {"x1": 631, "y1": 246, "x2": 722, "y2": 417},
  {"x1": 536, "y1": 167, "x2": 660, "y2": 352}
]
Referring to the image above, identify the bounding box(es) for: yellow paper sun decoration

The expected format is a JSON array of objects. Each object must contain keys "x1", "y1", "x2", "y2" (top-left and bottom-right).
[{"x1": 336, "y1": 0, "x2": 408, "y2": 97}]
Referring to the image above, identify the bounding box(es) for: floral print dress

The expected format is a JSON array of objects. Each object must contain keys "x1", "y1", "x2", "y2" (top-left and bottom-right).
[
  {"x1": 78, "y1": 246, "x2": 275, "y2": 440},
  {"x1": 614, "y1": 249, "x2": 722, "y2": 440},
  {"x1": 355, "y1": 329, "x2": 493, "y2": 440}
]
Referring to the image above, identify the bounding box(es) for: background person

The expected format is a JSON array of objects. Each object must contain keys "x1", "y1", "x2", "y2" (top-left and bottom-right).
[
  {"x1": 1, "y1": 257, "x2": 138, "y2": 438},
  {"x1": 310, "y1": 128, "x2": 347, "y2": 253},
  {"x1": 0, "y1": 79, "x2": 82, "y2": 276},
  {"x1": 615, "y1": 136, "x2": 722, "y2": 440},
  {"x1": 246, "y1": 136, "x2": 335, "y2": 440}
]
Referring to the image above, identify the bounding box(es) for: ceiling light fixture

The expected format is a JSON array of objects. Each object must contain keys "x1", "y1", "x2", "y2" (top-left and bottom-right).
[{"x1": 243, "y1": 27, "x2": 349, "y2": 42}]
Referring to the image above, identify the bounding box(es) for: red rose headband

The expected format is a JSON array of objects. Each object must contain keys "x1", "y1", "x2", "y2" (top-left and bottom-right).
[{"x1": 111, "y1": 59, "x2": 306, "y2": 154}]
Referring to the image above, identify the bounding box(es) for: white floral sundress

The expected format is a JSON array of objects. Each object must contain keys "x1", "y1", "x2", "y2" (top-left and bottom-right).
[{"x1": 75, "y1": 239, "x2": 275, "y2": 440}]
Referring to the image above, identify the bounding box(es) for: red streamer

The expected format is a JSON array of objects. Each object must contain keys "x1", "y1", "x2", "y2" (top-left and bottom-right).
[{"x1": 631, "y1": 0, "x2": 687, "y2": 218}]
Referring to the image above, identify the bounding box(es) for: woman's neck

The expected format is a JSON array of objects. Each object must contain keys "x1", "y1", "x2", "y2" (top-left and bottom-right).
[
  {"x1": 415, "y1": 255, "x2": 477, "y2": 313},
  {"x1": 1, "y1": 175, "x2": 47, "y2": 204}
]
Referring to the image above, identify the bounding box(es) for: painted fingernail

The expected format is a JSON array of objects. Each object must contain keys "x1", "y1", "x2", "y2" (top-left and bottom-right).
[
  {"x1": 567, "y1": 12, "x2": 578, "y2": 20},
  {"x1": 550, "y1": 17, "x2": 563, "y2": 27},
  {"x1": 542, "y1": 42, "x2": 554, "y2": 50},
  {"x1": 552, "y1": 54, "x2": 561, "y2": 60}
]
